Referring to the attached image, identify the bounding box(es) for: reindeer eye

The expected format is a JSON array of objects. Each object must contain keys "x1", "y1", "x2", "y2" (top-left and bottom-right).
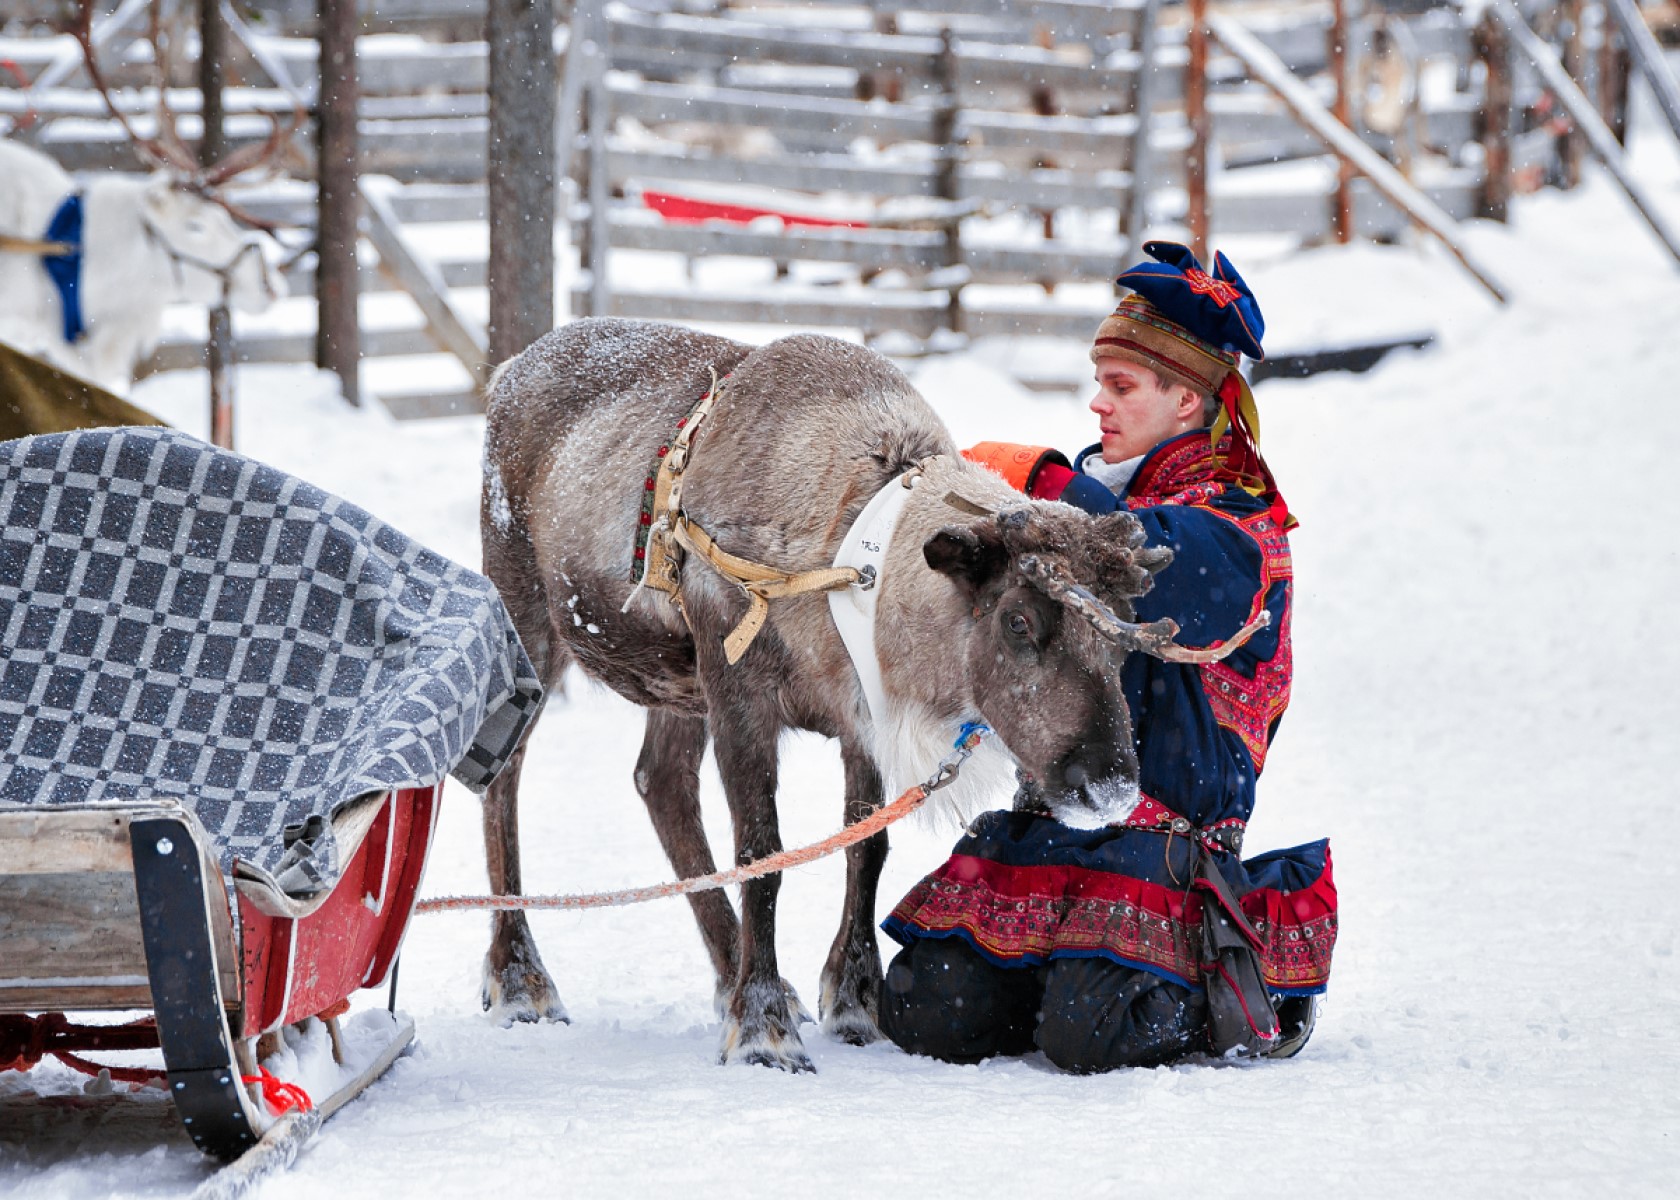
[{"x1": 1006, "y1": 611, "x2": 1031, "y2": 638}]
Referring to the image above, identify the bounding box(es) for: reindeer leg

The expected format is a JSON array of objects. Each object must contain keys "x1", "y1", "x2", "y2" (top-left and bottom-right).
[
  {"x1": 819, "y1": 740, "x2": 889, "y2": 1046},
  {"x1": 634, "y1": 708, "x2": 741, "y2": 1011},
  {"x1": 480, "y1": 739, "x2": 569, "y2": 1024},
  {"x1": 708, "y1": 691, "x2": 813, "y2": 1073},
  {"x1": 478, "y1": 521, "x2": 568, "y2": 1025}
]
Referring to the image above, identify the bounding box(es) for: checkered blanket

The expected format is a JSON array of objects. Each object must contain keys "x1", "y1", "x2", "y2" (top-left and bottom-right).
[{"x1": 0, "y1": 428, "x2": 542, "y2": 896}]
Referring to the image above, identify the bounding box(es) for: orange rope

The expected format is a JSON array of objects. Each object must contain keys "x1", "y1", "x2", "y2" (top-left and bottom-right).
[{"x1": 414, "y1": 782, "x2": 930, "y2": 914}]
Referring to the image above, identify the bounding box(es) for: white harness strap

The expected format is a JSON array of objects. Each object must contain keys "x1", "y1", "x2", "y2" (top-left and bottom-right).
[{"x1": 828, "y1": 470, "x2": 920, "y2": 733}]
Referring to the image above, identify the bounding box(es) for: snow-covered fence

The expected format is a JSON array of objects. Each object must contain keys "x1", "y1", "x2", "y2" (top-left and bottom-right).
[
  {"x1": 2, "y1": 0, "x2": 1635, "y2": 414},
  {"x1": 561, "y1": 0, "x2": 1510, "y2": 341}
]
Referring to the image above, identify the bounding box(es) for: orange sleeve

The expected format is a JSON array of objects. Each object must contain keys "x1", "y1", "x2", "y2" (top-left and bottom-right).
[{"x1": 962, "y1": 442, "x2": 1065, "y2": 493}]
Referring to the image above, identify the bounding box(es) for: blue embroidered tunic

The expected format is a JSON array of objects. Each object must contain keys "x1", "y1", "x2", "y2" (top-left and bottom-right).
[{"x1": 883, "y1": 430, "x2": 1337, "y2": 995}]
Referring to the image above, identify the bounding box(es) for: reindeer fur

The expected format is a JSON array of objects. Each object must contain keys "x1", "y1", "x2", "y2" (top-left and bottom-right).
[
  {"x1": 481, "y1": 318, "x2": 1164, "y2": 1071},
  {"x1": 0, "y1": 140, "x2": 281, "y2": 393}
]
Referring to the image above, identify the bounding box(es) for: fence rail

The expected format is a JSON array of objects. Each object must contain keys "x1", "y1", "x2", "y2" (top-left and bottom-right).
[{"x1": 4, "y1": 0, "x2": 1614, "y2": 415}]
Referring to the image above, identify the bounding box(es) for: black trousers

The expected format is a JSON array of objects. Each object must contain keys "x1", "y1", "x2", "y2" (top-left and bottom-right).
[{"x1": 879, "y1": 937, "x2": 1209, "y2": 1072}]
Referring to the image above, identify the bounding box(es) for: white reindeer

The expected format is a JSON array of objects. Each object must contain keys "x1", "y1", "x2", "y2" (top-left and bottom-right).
[{"x1": 0, "y1": 138, "x2": 284, "y2": 394}]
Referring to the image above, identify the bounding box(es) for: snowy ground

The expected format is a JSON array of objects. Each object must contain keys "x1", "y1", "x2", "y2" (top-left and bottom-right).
[{"x1": 6, "y1": 122, "x2": 1680, "y2": 1196}]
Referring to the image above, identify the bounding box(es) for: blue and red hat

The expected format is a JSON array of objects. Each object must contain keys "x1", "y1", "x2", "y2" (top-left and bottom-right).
[{"x1": 1092, "y1": 242, "x2": 1292, "y2": 527}]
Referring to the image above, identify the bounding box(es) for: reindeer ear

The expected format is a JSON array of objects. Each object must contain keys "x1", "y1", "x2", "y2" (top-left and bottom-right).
[
  {"x1": 1136, "y1": 546, "x2": 1173, "y2": 576},
  {"x1": 142, "y1": 175, "x2": 175, "y2": 214},
  {"x1": 924, "y1": 523, "x2": 1008, "y2": 598}
]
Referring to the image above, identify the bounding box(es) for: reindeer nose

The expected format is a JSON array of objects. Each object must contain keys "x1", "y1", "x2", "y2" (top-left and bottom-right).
[{"x1": 1064, "y1": 762, "x2": 1090, "y2": 788}]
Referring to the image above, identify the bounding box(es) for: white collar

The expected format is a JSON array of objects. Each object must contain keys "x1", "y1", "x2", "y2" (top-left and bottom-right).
[
  {"x1": 1077, "y1": 449, "x2": 1146, "y2": 496},
  {"x1": 827, "y1": 471, "x2": 920, "y2": 732}
]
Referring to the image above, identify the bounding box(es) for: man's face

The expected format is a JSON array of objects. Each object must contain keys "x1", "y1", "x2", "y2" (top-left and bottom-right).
[{"x1": 1088, "y1": 358, "x2": 1198, "y2": 464}]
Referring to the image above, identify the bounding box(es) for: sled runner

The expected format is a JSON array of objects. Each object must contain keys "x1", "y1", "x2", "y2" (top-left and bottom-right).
[
  {"x1": 0, "y1": 784, "x2": 434, "y2": 1165},
  {"x1": 0, "y1": 428, "x2": 541, "y2": 1179}
]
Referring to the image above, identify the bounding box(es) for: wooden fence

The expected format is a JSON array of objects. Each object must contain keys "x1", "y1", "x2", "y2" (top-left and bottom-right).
[{"x1": 0, "y1": 0, "x2": 1641, "y2": 416}]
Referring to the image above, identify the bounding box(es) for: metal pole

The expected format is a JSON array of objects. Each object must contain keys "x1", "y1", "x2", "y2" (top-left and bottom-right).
[
  {"x1": 1186, "y1": 0, "x2": 1210, "y2": 261},
  {"x1": 316, "y1": 0, "x2": 361, "y2": 407},
  {"x1": 199, "y1": 0, "x2": 234, "y2": 448}
]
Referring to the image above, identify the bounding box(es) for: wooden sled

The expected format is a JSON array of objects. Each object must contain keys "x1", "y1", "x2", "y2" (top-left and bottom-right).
[{"x1": 0, "y1": 782, "x2": 439, "y2": 1176}]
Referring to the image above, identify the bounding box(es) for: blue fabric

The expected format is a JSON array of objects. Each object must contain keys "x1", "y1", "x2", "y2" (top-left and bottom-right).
[
  {"x1": 1064, "y1": 432, "x2": 1288, "y2": 827},
  {"x1": 1239, "y1": 838, "x2": 1330, "y2": 894},
  {"x1": 944, "y1": 808, "x2": 1202, "y2": 883},
  {"x1": 1055, "y1": 471, "x2": 1121, "y2": 515},
  {"x1": 1116, "y1": 241, "x2": 1265, "y2": 361},
  {"x1": 41, "y1": 193, "x2": 85, "y2": 344}
]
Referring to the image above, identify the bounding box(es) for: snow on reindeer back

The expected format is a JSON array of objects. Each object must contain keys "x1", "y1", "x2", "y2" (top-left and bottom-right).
[{"x1": 0, "y1": 428, "x2": 542, "y2": 896}]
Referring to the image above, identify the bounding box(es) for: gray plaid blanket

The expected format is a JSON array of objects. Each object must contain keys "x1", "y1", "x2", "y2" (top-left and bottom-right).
[{"x1": 0, "y1": 428, "x2": 542, "y2": 896}]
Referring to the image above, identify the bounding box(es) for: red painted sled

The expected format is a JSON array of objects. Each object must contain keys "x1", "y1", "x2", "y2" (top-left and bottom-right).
[{"x1": 0, "y1": 782, "x2": 439, "y2": 1172}]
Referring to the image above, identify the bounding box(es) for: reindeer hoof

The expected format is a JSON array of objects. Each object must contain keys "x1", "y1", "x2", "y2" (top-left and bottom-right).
[
  {"x1": 820, "y1": 1006, "x2": 883, "y2": 1047},
  {"x1": 481, "y1": 955, "x2": 570, "y2": 1026},
  {"x1": 733, "y1": 1040, "x2": 817, "y2": 1074},
  {"x1": 719, "y1": 978, "x2": 815, "y2": 1073},
  {"x1": 819, "y1": 955, "x2": 884, "y2": 1045}
]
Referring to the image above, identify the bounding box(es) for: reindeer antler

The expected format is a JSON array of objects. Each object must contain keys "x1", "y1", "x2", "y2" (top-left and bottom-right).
[
  {"x1": 68, "y1": 0, "x2": 199, "y2": 175},
  {"x1": 1017, "y1": 554, "x2": 1271, "y2": 664},
  {"x1": 68, "y1": 0, "x2": 303, "y2": 235}
]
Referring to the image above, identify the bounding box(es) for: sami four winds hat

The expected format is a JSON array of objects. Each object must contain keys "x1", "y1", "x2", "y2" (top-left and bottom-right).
[{"x1": 1092, "y1": 241, "x2": 1292, "y2": 527}]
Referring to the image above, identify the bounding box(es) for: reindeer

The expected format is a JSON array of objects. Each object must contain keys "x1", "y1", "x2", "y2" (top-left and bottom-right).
[
  {"x1": 0, "y1": 139, "x2": 283, "y2": 393},
  {"x1": 0, "y1": 1, "x2": 292, "y2": 392},
  {"x1": 479, "y1": 318, "x2": 1257, "y2": 1073}
]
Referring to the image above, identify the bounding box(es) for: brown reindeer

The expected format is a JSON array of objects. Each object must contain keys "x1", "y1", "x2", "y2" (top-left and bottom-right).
[{"x1": 480, "y1": 318, "x2": 1228, "y2": 1072}]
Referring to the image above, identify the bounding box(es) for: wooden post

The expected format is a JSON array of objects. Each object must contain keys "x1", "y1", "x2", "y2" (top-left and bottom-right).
[
  {"x1": 199, "y1": 0, "x2": 234, "y2": 448},
  {"x1": 1487, "y1": 0, "x2": 1680, "y2": 265},
  {"x1": 1186, "y1": 0, "x2": 1210, "y2": 261},
  {"x1": 1598, "y1": 16, "x2": 1631, "y2": 145},
  {"x1": 316, "y1": 0, "x2": 360, "y2": 407},
  {"x1": 1606, "y1": 0, "x2": 1679, "y2": 147},
  {"x1": 934, "y1": 28, "x2": 963, "y2": 335},
  {"x1": 1559, "y1": 0, "x2": 1587, "y2": 187},
  {"x1": 1124, "y1": 0, "x2": 1162, "y2": 250},
  {"x1": 1329, "y1": 0, "x2": 1354, "y2": 242},
  {"x1": 487, "y1": 0, "x2": 556, "y2": 367},
  {"x1": 583, "y1": 20, "x2": 610, "y2": 320},
  {"x1": 1209, "y1": 13, "x2": 1512, "y2": 302},
  {"x1": 1474, "y1": 11, "x2": 1514, "y2": 222}
]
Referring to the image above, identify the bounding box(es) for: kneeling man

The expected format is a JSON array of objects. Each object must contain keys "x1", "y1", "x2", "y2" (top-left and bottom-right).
[{"x1": 879, "y1": 243, "x2": 1337, "y2": 1071}]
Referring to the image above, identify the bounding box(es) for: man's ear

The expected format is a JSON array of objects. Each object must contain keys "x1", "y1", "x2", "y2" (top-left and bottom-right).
[
  {"x1": 924, "y1": 522, "x2": 1008, "y2": 599},
  {"x1": 1174, "y1": 384, "x2": 1203, "y2": 423}
]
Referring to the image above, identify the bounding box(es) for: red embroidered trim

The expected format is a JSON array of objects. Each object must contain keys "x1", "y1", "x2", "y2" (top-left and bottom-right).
[
  {"x1": 1125, "y1": 441, "x2": 1294, "y2": 773},
  {"x1": 888, "y1": 849, "x2": 1337, "y2": 991},
  {"x1": 1184, "y1": 267, "x2": 1242, "y2": 307},
  {"x1": 1092, "y1": 336, "x2": 1222, "y2": 394}
]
